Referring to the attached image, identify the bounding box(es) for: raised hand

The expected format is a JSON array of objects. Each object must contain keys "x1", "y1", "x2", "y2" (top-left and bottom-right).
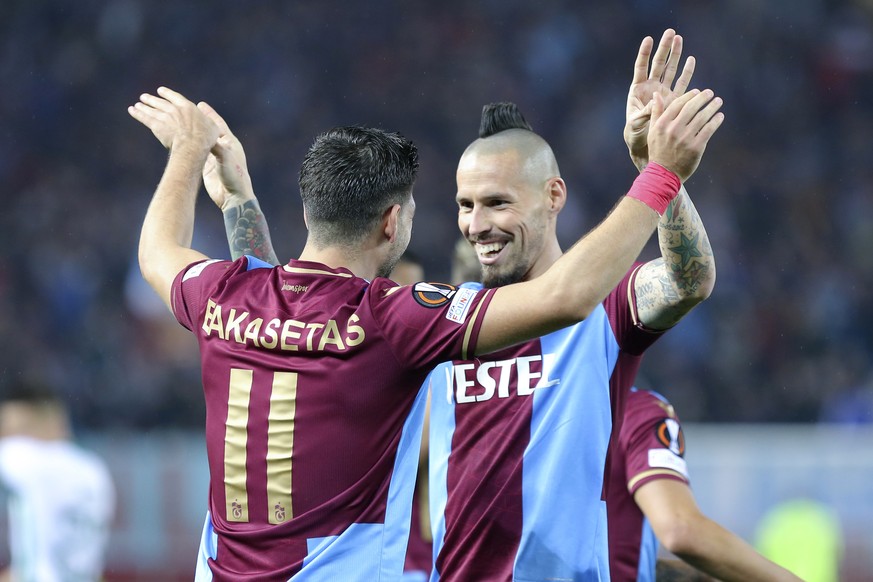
[
  {"x1": 128, "y1": 87, "x2": 219, "y2": 155},
  {"x1": 198, "y1": 102, "x2": 255, "y2": 211},
  {"x1": 647, "y1": 89, "x2": 724, "y2": 183},
  {"x1": 625, "y1": 29, "x2": 696, "y2": 169}
]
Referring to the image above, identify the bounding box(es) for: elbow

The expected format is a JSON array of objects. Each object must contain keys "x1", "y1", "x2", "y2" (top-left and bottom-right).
[
  {"x1": 678, "y1": 260, "x2": 716, "y2": 305},
  {"x1": 653, "y1": 512, "x2": 713, "y2": 561},
  {"x1": 138, "y1": 240, "x2": 163, "y2": 291},
  {"x1": 657, "y1": 516, "x2": 706, "y2": 559}
]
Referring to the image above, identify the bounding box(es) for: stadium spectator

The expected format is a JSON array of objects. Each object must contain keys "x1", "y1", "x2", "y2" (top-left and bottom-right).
[
  {"x1": 129, "y1": 81, "x2": 719, "y2": 578},
  {"x1": 2, "y1": 2, "x2": 870, "y2": 429},
  {"x1": 607, "y1": 387, "x2": 800, "y2": 581},
  {"x1": 0, "y1": 378, "x2": 115, "y2": 582}
]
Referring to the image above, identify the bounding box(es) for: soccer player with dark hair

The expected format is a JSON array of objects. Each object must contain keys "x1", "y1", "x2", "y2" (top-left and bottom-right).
[
  {"x1": 129, "y1": 41, "x2": 722, "y2": 578},
  {"x1": 0, "y1": 378, "x2": 115, "y2": 582}
]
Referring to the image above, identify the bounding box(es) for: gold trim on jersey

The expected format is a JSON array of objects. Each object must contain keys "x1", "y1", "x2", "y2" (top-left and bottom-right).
[
  {"x1": 266, "y1": 372, "x2": 297, "y2": 524},
  {"x1": 283, "y1": 265, "x2": 353, "y2": 277},
  {"x1": 225, "y1": 368, "x2": 253, "y2": 522},
  {"x1": 627, "y1": 467, "x2": 687, "y2": 492},
  {"x1": 461, "y1": 289, "x2": 492, "y2": 360},
  {"x1": 627, "y1": 264, "x2": 644, "y2": 327}
]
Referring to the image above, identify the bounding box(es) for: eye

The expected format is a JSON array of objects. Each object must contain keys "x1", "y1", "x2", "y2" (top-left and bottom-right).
[{"x1": 457, "y1": 199, "x2": 473, "y2": 211}]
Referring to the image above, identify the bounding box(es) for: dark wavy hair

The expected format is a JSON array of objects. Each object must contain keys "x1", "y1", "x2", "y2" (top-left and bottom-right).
[{"x1": 299, "y1": 126, "x2": 419, "y2": 246}]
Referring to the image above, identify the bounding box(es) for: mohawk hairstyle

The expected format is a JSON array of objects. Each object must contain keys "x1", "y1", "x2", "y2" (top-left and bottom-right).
[{"x1": 479, "y1": 102, "x2": 533, "y2": 138}]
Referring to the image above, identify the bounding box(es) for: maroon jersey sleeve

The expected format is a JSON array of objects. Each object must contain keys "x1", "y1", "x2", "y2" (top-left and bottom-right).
[
  {"x1": 622, "y1": 389, "x2": 690, "y2": 496},
  {"x1": 603, "y1": 262, "x2": 665, "y2": 355},
  {"x1": 366, "y1": 280, "x2": 496, "y2": 370},
  {"x1": 170, "y1": 257, "x2": 243, "y2": 331}
]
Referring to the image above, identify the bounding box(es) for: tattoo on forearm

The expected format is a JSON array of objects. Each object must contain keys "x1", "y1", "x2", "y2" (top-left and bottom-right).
[
  {"x1": 658, "y1": 191, "x2": 713, "y2": 295},
  {"x1": 223, "y1": 200, "x2": 280, "y2": 266},
  {"x1": 668, "y1": 232, "x2": 703, "y2": 269}
]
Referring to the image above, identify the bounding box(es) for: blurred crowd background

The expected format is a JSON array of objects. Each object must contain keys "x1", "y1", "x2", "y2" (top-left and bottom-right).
[{"x1": 1, "y1": 0, "x2": 872, "y2": 431}]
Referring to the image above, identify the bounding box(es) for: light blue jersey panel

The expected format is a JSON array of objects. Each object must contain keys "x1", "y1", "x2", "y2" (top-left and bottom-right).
[
  {"x1": 425, "y1": 362, "x2": 457, "y2": 582},
  {"x1": 637, "y1": 519, "x2": 658, "y2": 582},
  {"x1": 195, "y1": 381, "x2": 429, "y2": 582},
  {"x1": 514, "y1": 305, "x2": 619, "y2": 582},
  {"x1": 244, "y1": 255, "x2": 274, "y2": 270},
  {"x1": 299, "y1": 382, "x2": 430, "y2": 581},
  {"x1": 195, "y1": 512, "x2": 217, "y2": 581}
]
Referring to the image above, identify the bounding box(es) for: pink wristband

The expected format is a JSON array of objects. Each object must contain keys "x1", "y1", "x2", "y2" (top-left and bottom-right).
[{"x1": 625, "y1": 162, "x2": 681, "y2": 215}]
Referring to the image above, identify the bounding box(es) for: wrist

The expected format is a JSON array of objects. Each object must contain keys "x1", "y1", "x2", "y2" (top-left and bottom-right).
[
  {"x1": 220, "y1": 187, "x2": 257, "y2": 212},
  {"x1": 625, "y1": 162, "x2": 681, "y2": 215},
  {"x1": 629, "y1": 154, "x2": 648, "y2": 173},
  {"x1": 169, "y1": 140, "x2": 210, "y2": 163}
]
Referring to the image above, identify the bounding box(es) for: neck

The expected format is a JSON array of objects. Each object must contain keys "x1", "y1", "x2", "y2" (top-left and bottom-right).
[
  {"x1": 525, "y1": 237, "x2": 564, "y2": 281},
  {"x1": 299, "y1": 241, "x2": 383, "y2": 280}
]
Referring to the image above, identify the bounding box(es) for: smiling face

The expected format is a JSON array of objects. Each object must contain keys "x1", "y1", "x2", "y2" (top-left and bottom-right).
[{"x1": 455, "y1": 134, "x2": 565, "y2": 288}]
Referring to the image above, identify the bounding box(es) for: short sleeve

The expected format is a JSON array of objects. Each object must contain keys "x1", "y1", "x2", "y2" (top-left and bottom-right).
[
  {"x1": 170, "y1": 258, "x2": 237, "y2": 331},
  {"x1": 366, "y1": 280, "x2": 496, "y2": 370},
  {"x1": 603, "y1": 263, "x2": 665, "y2": 356},
  {"x1": 622, "y1": 392, "x2": 690, "y2": 495}
]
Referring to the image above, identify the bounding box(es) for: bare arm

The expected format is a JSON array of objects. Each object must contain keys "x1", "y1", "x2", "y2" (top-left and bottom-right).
[
  {"x1": 475, "y1": 87, "x2": 724, "y2": 356},
  {"x1": 634, "y1": 188, "x2": 714, "y2": 329},
  {"x1": 635, "y1": 479, "x2": 802, "y2": 582},
  {"x1": 656, "y1": 559, "x2": 713, "y2": 581},
  {"x1": 624, "y1": 29, "x2": 716, "y2": 330},
  {"x1": 222, "y1": 199, "x2": 281, "y2": 265},
  {"x1": 129, "y1": 87, "x2": 219, "y2": 308},
  {"x1": 197, "y1": 103, "x2": 281, "y2": 266}
]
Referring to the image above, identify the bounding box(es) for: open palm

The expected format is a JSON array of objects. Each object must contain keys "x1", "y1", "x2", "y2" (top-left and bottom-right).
[{"x1": 625, "y1": 29, "x2": 696, "y2": 167}]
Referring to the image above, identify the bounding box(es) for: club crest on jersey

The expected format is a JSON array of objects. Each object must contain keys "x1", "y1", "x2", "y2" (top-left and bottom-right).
[
  {"x1": 412, "y1": 282, "x2": 457, "y2": 308},
  {"x1": 655, "y1": 418, "x2": 685, "y2": 457}
]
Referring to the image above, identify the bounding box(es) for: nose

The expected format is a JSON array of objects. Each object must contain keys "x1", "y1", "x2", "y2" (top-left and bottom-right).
[{"x1": 464, "y1": 205, "x2": 491, "y2": 239}]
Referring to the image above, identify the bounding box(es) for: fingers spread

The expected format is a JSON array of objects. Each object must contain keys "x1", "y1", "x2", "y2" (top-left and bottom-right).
[
  {"x1": 695, "y1": 110, "x2": 725, "y2": 145},
  {"x1": 673, "y1": 56, "x2": 696, "y2": 95},
  {"x1": 648, "y1": 28, "x2": 676, "y2": 81},
  {"x1": 632, "y1": 36, "x2": 654, "y2": 85},
  {"x1": 690, "y1": 95, "x2": 724, "y2": 137},
  {"x1": 661, "y1": 34, "x2": 683, "y2": 85}
]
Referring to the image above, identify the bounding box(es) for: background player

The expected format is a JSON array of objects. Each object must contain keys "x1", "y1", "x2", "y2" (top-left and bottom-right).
[
  {"x1": 129, "y1": 79, "x2": 722, "y2": 579},
  {"x1": 608, "y1": 387, "x2": 801, "y2": 581},
  {"x1": 0, "y1": 378, "x2": 115, "y2": 582}
]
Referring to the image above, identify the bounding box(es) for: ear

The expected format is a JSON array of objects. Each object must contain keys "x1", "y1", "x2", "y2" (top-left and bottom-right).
[
  {"x1": 302, "y1": 207, "x2": 310, "y2": 228},
  {"x1": 382, "y1": 204, "x2": 402, "y2": 243},
  {"x1": 547, "y1": 177, "x2": 567, "y2": 215}
]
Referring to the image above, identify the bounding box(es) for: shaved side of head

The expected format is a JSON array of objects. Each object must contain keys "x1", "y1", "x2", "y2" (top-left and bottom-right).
[{"x1": 463, "y1": 129, "x2": 560, "y2": 187}]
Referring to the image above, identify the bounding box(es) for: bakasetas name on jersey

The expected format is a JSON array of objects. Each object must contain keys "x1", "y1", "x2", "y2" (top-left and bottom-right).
[
  {"x1": 200, "y1": 298, "x2": 365, "y2": 352},
  {"x1": 447, "y1": 353, "x2": 561, "y2": 404}
]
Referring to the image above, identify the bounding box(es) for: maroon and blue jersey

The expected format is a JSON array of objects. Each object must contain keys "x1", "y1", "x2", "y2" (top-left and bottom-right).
[
  {"x1": 171, "y1": 256, "x2": 495, "y2": 581},
  {"x1": 427, "y1": 265, "x2": 662, "y2": 581},
  {"x1": 607, "y1": 388, "x2": 690, "y2": 582}
]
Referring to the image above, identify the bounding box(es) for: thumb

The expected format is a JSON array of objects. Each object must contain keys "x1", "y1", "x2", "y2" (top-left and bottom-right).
[
  {"x1": 198, "y1": 101, "x2": 231, "y2": 135},
  {"x1": 628, "y1": 102, "x2": 653, "y2": 131},
  {"x1": 210, "y1": 135, "x2": 233, "y2": 158}
]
